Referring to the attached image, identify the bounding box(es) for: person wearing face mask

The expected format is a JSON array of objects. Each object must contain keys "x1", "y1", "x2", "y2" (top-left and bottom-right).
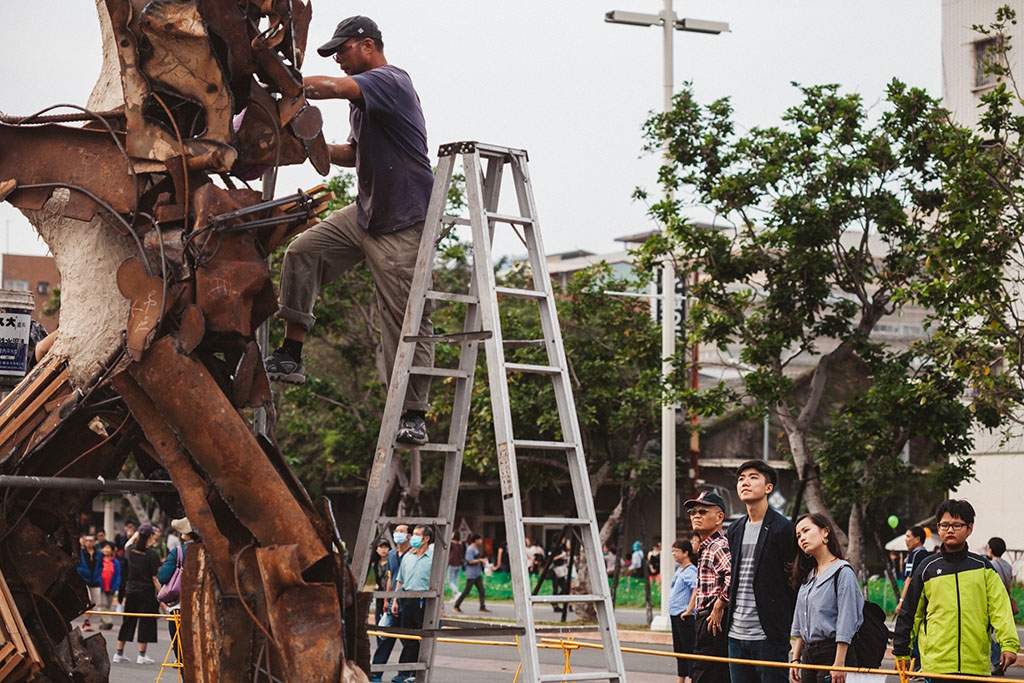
[
  {"x1": 369, "y1": 524, "x2": 411, "y2": 682},
  {"x1": 390, "y1": 526, "x2": 434, "y2": 683}
]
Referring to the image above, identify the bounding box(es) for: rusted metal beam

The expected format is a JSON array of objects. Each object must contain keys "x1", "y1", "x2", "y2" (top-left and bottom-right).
[{"x1": 127, "y1": 337, "x2": 328, "y2": 569}]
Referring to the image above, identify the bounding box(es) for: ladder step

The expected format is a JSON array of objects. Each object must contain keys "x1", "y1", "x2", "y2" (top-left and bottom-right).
[
  {"x1": 404, "y1": 330, "x2": 492, "y2": 344},
  {"x1": 530, "y1": 594, "x2": 605, "y2": 604},
  {"x1": 505, "y1": 362, "x2": 560, "y2": 375},
  {"x1": 371, "y1": 662, "x2": 429, "y2": 673},
  {"x1": 377, "y1": 516, "x2": 449, "y2": 527},
  {"x1": 495, "y1": 286, "x2": 547, "y2": 300},
  {"x1": 514, "y1": 440, "x2": 576, "y2": 451},
  {"x1": 417, "y1": 443, "x2": 459, "y2": 453},
  {"x1": 372, "y1": 590, "x2": 441, "y2": 599},
  {"x1": 522, "y1": 517, "x2": 588, "y2": 526},
  {"x1": 539, "y1": 673, "x2": 622, "y2": 682},
  {"x1": 504, "y1": 339, "x2": 546, "y2": 348},
  {"x1": 486, "y1": 211, "x2": 533, "y2": 225},
  {"x1": 426, "y1": 290, "x2": 478, "y2": 304},
  {"x1": 410, "y1": 366, "x2": 469, "y2": 379},
  {"x1": 441, "y1": 214, "x2": 471, "y2": 226}
]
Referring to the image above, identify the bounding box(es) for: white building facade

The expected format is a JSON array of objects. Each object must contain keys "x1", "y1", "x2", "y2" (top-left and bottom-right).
[{"x1": 943, "y1": 0, "x2": 1024, "y2": 553}]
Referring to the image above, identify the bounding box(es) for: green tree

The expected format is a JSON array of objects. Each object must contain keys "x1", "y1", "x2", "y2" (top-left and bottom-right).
[
  {"x1": 636, "y1": 81, "x2": 1009, "y2": 568},
  {"x1": 908, "y1": 6, "x2": 1024, "y2": 433}
]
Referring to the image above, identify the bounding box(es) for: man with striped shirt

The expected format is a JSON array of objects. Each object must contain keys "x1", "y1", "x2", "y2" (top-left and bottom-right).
[{"x1": 725, "y1": 460, "x2": 796, "y2": 683}]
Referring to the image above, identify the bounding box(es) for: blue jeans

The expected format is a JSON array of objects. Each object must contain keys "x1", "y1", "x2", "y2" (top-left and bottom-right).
[{"x1": 728, "y1": 637, "x2": 791, "y2": 683}]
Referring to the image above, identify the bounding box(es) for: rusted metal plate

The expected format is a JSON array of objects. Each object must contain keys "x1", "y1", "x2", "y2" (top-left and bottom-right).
[
  {"x1": 128, "y1": 337, "x2": 328, "y2": 569},
  {"x1": 181, "y1": 544, "x2": 255, "y2": 683},
  {"x1": 175, "y1": 305, "x2": 206, "y2": 354},
  {"x1": 290, "y1": 0, "x2": 313, "y2": 69},
  {"x1": 138, "y1": 1, "x2": 234, "y2": 148},
  {"x1": 305, "y1": 130, "x2": 331, "y2": 177},
  {"x1": 289, "y1": 104, "x2": 322, "y2": 141},
  {"x1": 233, "y1": 84, "x2": 310, "y2": 170},
  {"x1": 231, "y1": 341, "x2": 271, "y2": 409},
  {"x1": 0, "y1": 179, "x2": 15, "y2": 202},
  {"x1": 117, "y1": 257, "x2": 166, "y2": 361},
  {"x1": 253, "y1": 46, "x2": 304, "y2": 97},
  {"x1": 113, "y1": 373, "x2": 237, "y2": 587},
  {"x1": 196, "y1": 0, "x2": 257, "y2": 105},
  {"x1": 256, "y1": 545, "x2": 343, "y2": 683},
  {"x1": 192, "y1": 183, "x2": 275, "y2": 336},
  {"x1": 0, "y1": 123, "x2": 136, "y2": 221}
]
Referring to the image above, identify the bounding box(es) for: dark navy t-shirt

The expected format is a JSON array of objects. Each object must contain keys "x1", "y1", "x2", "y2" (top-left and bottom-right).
[{"x1": 349, "y1": 65, "x2": 434, "y2": 234}]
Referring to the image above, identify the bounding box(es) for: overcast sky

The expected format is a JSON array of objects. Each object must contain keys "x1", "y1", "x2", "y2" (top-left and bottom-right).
[{"x1": 0, "y1": 1, "x2": 941, "y2": 260}]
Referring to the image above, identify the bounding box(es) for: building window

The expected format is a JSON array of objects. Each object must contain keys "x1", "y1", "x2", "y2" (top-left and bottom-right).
[
  {"x1": 36, "y1": 281, "x2": 49, "y2": 295},
  {"x1": 2, "y1": 279, "x2": 28, "y2": 291},
  {"x1": 975, "y1": 38, "x2": 998, "y2": 88}
]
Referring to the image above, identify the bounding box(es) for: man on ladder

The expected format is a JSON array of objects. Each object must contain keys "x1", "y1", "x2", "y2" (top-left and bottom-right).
[{"x1": 264, "y1": 15, "x2": 435, "y2": 445}]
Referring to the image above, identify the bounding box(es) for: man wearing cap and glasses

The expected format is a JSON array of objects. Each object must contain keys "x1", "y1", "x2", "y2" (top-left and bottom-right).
[
  {"x1": 266, "y1": 16, "x2": 436, "y2": 446},
  {"x1": 683, "y1": 490, "x2": 732, "y2": 683}
]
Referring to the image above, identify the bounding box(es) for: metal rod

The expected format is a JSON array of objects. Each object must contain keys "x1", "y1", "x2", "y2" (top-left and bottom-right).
[{"x1": 0, "y1": 475, "x2": 175, "y2": 493}]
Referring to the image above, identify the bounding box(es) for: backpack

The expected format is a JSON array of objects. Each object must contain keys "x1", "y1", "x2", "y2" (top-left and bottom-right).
[{"x1": 832, "y1": 565, "x2": 889, "y2": 668}]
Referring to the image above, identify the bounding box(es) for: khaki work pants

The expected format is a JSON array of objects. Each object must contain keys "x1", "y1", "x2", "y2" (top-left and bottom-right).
[{"x1": 277, "y1": 204, "x2": 433, "y2": 412}]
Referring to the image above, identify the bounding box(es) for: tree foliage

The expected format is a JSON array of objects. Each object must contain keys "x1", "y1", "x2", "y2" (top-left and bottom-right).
[{"x1": 636, "y1": 78, "x2": 1013, "y2": 565}]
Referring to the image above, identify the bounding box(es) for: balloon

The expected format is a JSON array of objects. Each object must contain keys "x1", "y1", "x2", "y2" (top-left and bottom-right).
[{"x1": 887, "y1": 515, "x2": 900, "y2": 529}]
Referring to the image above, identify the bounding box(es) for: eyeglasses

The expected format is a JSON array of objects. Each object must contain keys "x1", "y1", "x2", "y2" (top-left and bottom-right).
[
  {"x1": 688, "y1": 508, "x2": 714, "y2": 517},
  {"x1": 937, "y1": 522, "x2": 969, "y2": 531},
  {"x1": 333, "y1": 39, "x2": 364, "y2": 62}
]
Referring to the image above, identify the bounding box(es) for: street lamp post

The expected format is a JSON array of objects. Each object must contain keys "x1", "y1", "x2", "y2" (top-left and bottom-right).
[{"x1": 605, "y1": 1, "x2": 728, "y2": 633}]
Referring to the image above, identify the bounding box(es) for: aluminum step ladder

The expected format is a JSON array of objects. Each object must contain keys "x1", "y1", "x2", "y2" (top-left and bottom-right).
[{"x1": 350, "y1": 141, "x2": 627, "y2": 683}]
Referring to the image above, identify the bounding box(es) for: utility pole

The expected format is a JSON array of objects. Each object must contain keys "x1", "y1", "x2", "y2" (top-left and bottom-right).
[{"x1": 605, "y1": 1, "x2": 728, "y2": 633}]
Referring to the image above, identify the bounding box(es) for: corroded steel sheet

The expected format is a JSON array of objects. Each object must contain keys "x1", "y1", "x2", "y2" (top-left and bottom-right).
[{"x1": 128, "y1": 337, "x2": 328, "y2": 570}]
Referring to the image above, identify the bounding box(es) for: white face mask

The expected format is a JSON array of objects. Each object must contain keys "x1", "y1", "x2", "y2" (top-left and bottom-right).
[{"x1": 393, "y1": 531, "x2": 407, "y2": 545}]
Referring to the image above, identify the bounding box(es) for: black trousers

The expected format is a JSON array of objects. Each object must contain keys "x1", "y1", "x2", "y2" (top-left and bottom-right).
[
  {"x1": 397, "y1": 598, "x2": 425, "y2": 675},
  {"x1": 670, "y1": 613, "x2": 695, "y2": 677},
  {"x1": 117, "y1": 590, "x2": 159, "y2": 644},
  {"x1": 800, "y1": 638, "x2": 858, "y2": 683},
  {"x1": 454, "y1": 576, "x2": 486, "y2": 608},
  {"x1": 691, "y1": 609, "x2": 728, "y2": 683}
]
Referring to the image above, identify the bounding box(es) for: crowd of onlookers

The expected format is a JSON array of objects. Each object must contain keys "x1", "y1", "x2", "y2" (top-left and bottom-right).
[
  {"x1": 661, "y1": 460, "x2": 1019, "y2": 683},
  {"x1": 75, "y1": 516, "x2": 198, "y2": 666}
]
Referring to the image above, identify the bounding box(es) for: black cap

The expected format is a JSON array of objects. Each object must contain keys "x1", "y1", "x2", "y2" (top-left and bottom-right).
[
  {"x1": 735, "y1": 459, "x2": 778, "y2": 488},
  {"x1": 682, "y1": 490, "x2": 728, "y2": 513},
  {"x1": 317, "y1": 16, "x2": 382, "y2": 57}
]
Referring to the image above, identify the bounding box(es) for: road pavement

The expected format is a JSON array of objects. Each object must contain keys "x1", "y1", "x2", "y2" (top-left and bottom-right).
[{"x1": 76, "y1": 603, "x2": 1024, "y2": 682}]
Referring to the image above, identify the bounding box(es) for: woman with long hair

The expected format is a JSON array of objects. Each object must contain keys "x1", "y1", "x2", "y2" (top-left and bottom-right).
[{"x1": 789, "y1": 514, "x2": 863, "y2": 683}]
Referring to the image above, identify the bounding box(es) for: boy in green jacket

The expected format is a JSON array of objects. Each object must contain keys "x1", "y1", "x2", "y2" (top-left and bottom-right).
[{"x1": 893, "y1": 499, "x2": 1019, "y2": 677}]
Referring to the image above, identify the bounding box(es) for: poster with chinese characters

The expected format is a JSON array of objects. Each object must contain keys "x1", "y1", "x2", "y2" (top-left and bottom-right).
[{"x1": 0, "y1": 310, "x2": 31, "y2": 377}]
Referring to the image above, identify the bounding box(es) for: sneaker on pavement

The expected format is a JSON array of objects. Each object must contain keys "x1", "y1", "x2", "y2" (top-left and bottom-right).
[
  {"x1": 395, "y1": 412, "x2": 428, "y2": 445},
  {"x1": 479, "y1": 607, "x2": 491, "y2": 613},
  {"x1": 111, "y1": 654, "x2": 128, "y2": 664},
  {"x1": 137, "y1": 655, "x2": 156, "y2": 665},
  {"x1": 265, "y1": 348, "x2": 306, "y2": 385}
]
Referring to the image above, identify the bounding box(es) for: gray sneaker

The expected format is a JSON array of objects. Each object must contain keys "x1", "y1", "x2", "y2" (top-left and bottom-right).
[
  {"x1": 395, "y1": 412, "x2": 428, "y2": 445},
  {"x1": 265, "y1": 348, "x2": 306, "y2": 384}
]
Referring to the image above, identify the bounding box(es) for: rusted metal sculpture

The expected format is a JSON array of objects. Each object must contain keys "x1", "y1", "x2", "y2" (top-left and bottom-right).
[{"x1": 0, "y1": 1, "x2": 369, "y2": 680}]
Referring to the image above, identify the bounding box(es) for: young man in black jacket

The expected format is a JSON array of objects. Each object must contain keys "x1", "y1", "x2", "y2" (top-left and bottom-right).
[{"x1": 725, "y1": 460, "x2": 797, "y2": 683}]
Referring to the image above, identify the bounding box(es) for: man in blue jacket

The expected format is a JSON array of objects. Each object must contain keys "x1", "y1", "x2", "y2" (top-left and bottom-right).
[
  {"x1": 725, "y1": 460, "x2": 796, "y2": 683},
  {"x1": 76, "y1": 535, "x2": 103, "y2": 631}
]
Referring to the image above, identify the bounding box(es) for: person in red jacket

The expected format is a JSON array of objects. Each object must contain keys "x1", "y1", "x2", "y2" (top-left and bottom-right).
[{"x1": 97, "y1": 543, "x2": 121, "y2": 630}]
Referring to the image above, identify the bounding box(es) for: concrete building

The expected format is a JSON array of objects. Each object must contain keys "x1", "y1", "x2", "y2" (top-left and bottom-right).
[
  {"x1": 942, "y1": 0, "x2": 1024, "y2": 556},
  {"x1": 0, "y1": 253, "x2": 59, "y2": 331}
]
